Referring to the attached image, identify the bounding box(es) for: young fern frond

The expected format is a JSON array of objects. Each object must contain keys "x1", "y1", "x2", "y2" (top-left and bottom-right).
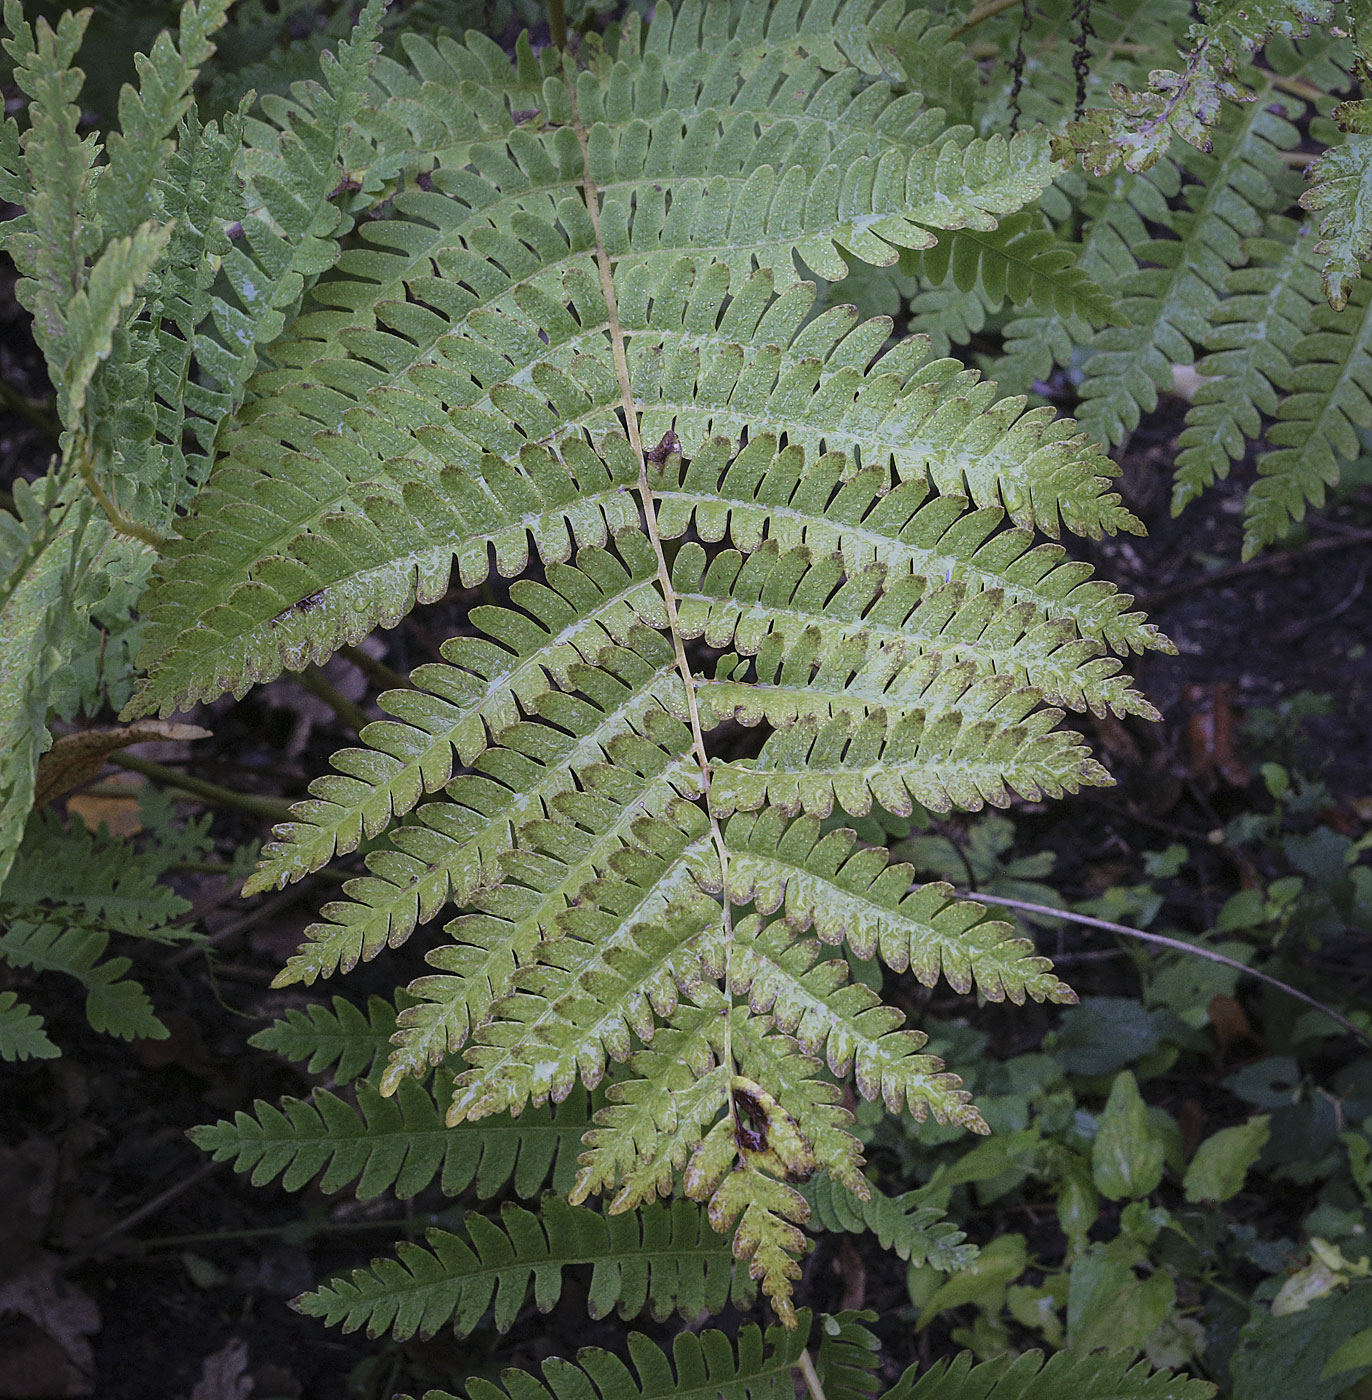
[{"x1": 143, "y1": 0, "x2": 1165, "y2": 1323}]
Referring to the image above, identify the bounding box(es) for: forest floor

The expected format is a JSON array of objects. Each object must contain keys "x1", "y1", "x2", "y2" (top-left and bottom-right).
[{"x1": 2, "y1": 245, "x2": 1371, "y2": 1400}]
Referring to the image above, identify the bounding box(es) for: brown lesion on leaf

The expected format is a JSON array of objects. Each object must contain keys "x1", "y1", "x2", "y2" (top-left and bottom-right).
[
  {"x1": 269, "y1": 591, "x2": 325, "y2": 628},
  {"x1": 644, "y1": 429, "x2": 681, "y2": 466}
]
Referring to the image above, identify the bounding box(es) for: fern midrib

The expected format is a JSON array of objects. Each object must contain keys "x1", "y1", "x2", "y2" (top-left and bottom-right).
[{"x1": 570, "y1": 87, "x2": 741, "y2": 1139}]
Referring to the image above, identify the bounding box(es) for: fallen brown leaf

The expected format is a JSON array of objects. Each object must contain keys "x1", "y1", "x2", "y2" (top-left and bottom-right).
[{"x1": 36, "y1": 723, "x2": 211, "y2": 807}]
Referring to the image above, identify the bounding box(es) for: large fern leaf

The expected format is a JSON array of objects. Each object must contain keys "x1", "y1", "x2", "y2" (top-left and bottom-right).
[{"x1": 158, "y1": 0, "x2": 1167, "y2": 1318}]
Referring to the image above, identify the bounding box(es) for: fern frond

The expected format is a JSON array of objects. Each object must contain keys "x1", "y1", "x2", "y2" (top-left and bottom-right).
[
  {"x1": 727, "y1": 918, "x2": 987, "y2": 1126},
  {"x1": 271, "y1": 642, "x2": 695, "y2": 995},
  {"x1": 799, "y1": 1176, "x2": 976, "y2": 1270},
  {"x1": 709, "y1": 706, "x2": 1109, "y2": 821},
  {"x1": 648, "y1": 439, "x2": 1163, "y2": 654},
  {"x1": 0, "y1": 1, "x2": 99, "y2": 358},
  {"x1": 0, "y1": 991, "x2": 58, "y2": 1062},
  {"x1": 993, "y1": 158, "x2": 1180, "y2": 397},
  {"x1": 671, "y1": 540, "x2": 1157, "y2": 720},
  {"x1": 885, "y1": 1347, "x2": 1217, "y2": 1400},
  {"x1": 94, "y1": 0, "x2": 233, "y2": 239},
  {"x1": 158, "y1": 0, "x2": 1164, "y2": 1320},
  {"x1": 1301, "y1": 133, "x2": 1372, "y2": 310},
  {"x1": 815, "y1": 1312, "x2": 882, "y2": 1400},
  {"x1": 295, "y1": 1196, "x2": 743, "y2": 1339},
  {"x1": 1074, "y1": 84, "x2": 1305, "y2": 445},
  {"x1": 248, "y1": 993, "x2": 401, "y2": 1084},
  {"x1": 129, "y1": 255, "x2": 1142, "y2": 719},
  {"x1": 405, "y1": 1318, "x2": 808, "y2": 1400},
  {"x1": 721, "y1": 811, "x2": 1074, "y2": 1004},
  {"x1": 0, "y1": 482, "x2": 109, "y2": 893},
  {"x1": 908, "y1": 213, "x2": 1126, "y2": 329},
  {"x1": 189, "y1": 1078, "x2": 588, "y2": 1201},
  {"x1": 244, "y1": 534, "x2": 664, "y2": 895},
  {"x1": 1242, "y1": 266, "x2": 1372, "y2": 554},
  {"x1": 0, "y1": 914, "x2": 166, "y2": 1042},
  {"x1": 1172, "y1": 220, "x2": 1323, "y2": 515},
  {"x1": 5, "y1": 809, "x2": 193, "y2": 935}
]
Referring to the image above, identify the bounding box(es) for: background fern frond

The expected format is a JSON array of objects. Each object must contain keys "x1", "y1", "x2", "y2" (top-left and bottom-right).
[
  {"x1": 249, "y1": 993, "x2": 403, "y2": 1084},
  {"x1": 814, "y1": 1312, "x2": 882, "y2": 1400},
  {"x1": 295, "y1": 1196, "x2": 744, "y2": 1339},
  {"x1": 408, "y1": 1319, "x2": 808, "y2": 1400},
  {"x1": 885, "y1": 1346, "x2": 1217, "y2": 1400},
  {"x1": 800, "y1": 1177, "x2": 976, "y2": 1270},
  {"x1": 0, "y1": 914, "x2": 166, "y2": 1042},
  {"x1": 190, "y1": 1078, "x2": 589, "y2": 1201}
]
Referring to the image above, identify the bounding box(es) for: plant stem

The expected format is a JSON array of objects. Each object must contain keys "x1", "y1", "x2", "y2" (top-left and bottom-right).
[
  {"x1": 797, "y1": 1349, "x2": 828, "y2": 1400},
  {"x1": 0, "y1": 378, "x2": 59, "y2": 437},
  {"x1": 952, "y1": 0, "x2": 1025, "y2": 38},
  {"x1": 299, "y1": 664, "x2": 370, "y2": 734},
  {"x1": 962, "y1": 890, "x2": 1372, "y2": 1046},
  {"x1": 338, "y1": 643, "x2": 408, "y2": 693},
  {"x1": 108, "y1": 752, "x2": 293, "y2": 822},
  {"x1": 73, "y1": 443, "x2": 167, "y2": 549}
]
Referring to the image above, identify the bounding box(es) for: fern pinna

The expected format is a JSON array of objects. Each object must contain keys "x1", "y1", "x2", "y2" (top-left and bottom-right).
[{"x1": 153, "y1": 0, "x2": 1172, "y2": 1332}]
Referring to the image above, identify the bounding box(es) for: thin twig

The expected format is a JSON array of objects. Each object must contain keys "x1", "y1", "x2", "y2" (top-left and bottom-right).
[
  {"x1": 959, "y1": 890, "x2": 1372, "y2": 1046},
  {"x1": 1136, "y1": 530, "x2": 1372, "y2": 612},
  {"x1": 952, "y1": 0, "x2": 1025, "y2": 38},
  {"x1": 82, "y1": 1161, "x2": 222, "y2": 1251}
]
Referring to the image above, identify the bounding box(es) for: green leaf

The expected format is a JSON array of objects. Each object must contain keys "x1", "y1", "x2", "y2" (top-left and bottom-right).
[
  {"x1": 1183, "y1": 1116, "x2": 1271, "y2": 1203},
  {"x1": 295, "y1": 1196, "x2": 745, "y2": 1339},
  {"x1": 915, "y1": 1234, "x2": 1028, "y2": 1327},
  {"x1": 1322, "y1": 1326, "x2": 1372, "y2": 1381},
  {"x1": 887, "y1": 1346, "x2": 1215, "y2": 1400},
  {"x1": 398, "y1": 1318, "x2": 807, "y2": 1400},
  {"x1": 1092, "y1": 1071, "x2": 1166, "y2": 1201},
  {"x1": 1067, "y1": 1244, "x2": 1178, "y2": 1355},
  {"x1": 1232, "y1": 1280, "x2": 1372, "y2": 1400},
  {"x1": 0, "y1": 990, "x2": 58, "y2": 1061}
]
